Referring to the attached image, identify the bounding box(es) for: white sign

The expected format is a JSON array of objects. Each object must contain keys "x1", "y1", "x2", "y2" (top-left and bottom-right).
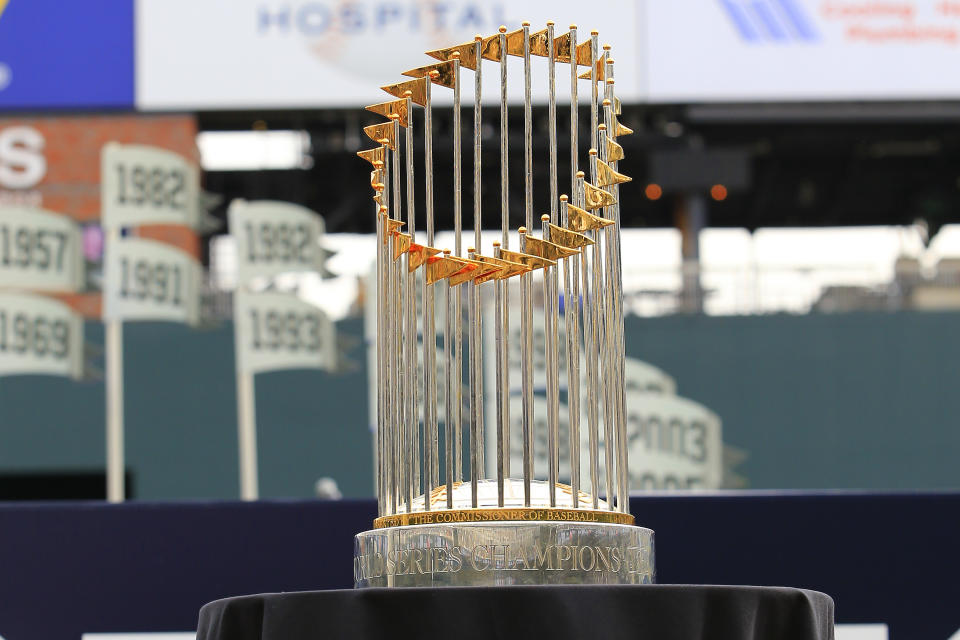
[
  {"x1": 234, "y1": 290, "x2": 336, "y2": 374},
  {"x1": 504, "y1": 392, "x2": 723, "y2": 490},
  {"x1": 135, "y1": 0, "x2": 642, "y2": 109},
  {"x1": 101, "y1": 143, "x2": 200, "y2": 230},
  {"x1": 624, "y1": 358, "x2": 676, "y2": 395},
  {"x1": 0, "y1": 207, "x2": 83, "y2": 292},
  {"x1": 626, "y1": 393, "x2": 723, "y2": 490},
  {"x1": 228, "y1": 199, "x2": 325, "y2": 285},
  {"x1": 503, "y1": 309, "x2": 676, "y2": 394},
  {"x1": 137, "y1": 0, "x2": 960, "y2": 107},
  {"x1": 103, "y1": 237, "x2": 201, "y2": 323},
  {"x1": 0, "y1": 292, "x2": 83, "y2": 379},
  {"x1": 646, "y1": 0, "x2": 960, "y2": 102}
]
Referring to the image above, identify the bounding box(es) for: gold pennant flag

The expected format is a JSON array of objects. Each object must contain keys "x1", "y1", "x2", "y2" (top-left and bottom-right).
[
  {"x1": 614, "y1": 119, "x2": 634, "y2": 137},
  {"x1": 370, "y1": 169, "x2": 384, "y2": 189},
  {"x1": 614, "y1": 96, "x2": 622, "y2": 115},
  {"x1": 357, "y1": 146, "x2": 385, "y2": 167},
  {"x1": 373, "y1": 192, "x2": 383, "y2": 206},
  {"x1": 583, "y1": 181, "x2": 617, "y2": 210},
  {"x1": 363, "y1": 122, "x2": 396, "y2": 151},
  {"x1": 547, "y1": 223, "x2": 594, "y2": 249},
  {"x1": 480, "y1": 32, "x2": 503, "y2": 61},
  {"x1": 425, "y1": 41, "x2": 480, "y2": 71},
  {"x1": 578, "y1": 56, "x2": 605, "y2": 81},
  {"x1": 426, "y1": 255, "x2": 465, "y2": 285},
  {"x1": 504, "y1": 27, "x2": 527, "y2": 56},
  {"x1": 446, "y1": 257, "x2": 499, "y2": 286},
  {"x1": 499, "y1": 248, "x2": 556, "y2": 270},
  {"x1": 523, "y1": 235, "x2": 579, "y2": 261},
  {"x1": 575, "y1": 39, "x2": 593, "y2": 66},
  {"x1": 392, "y1": 231, "x2": 411, "y2": 258},
  {"x1": 606, "y1": 137, "x2": 625, "y2": 162},
  {"x1": 567, "y1": 202, "x2": 614, "y2": 232},
  {"x1": 402, "y1": 60, "x2": 456, "y2": 89},
  {"x1": 386, "y1": 218, "x2": 405, "y2": 235},
  {"x1": 474, "y1": 254, "x2": 529, "y2": 283},
  {"x1": 380, "y1": 76, "x2": 428, "y2": 106},
  {"x1": 365, "y1": 99, "x2": 409, "y2": 127},
  {"x1": 596, "y1": 159, "x2": 632, "y2": 187},
  {"x1": 408, "y1": 244, "x2": 442, "y2": 271},
  {"x1": 553, "y1": 31, "x2": 571, "y2": 62},
  {"x1": 529, "y1": 28, "x2": 550, "y2": 57}
]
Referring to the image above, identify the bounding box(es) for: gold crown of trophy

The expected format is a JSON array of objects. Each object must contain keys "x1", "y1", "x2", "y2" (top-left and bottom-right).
[{"x1": 355, "y1": 22, "x2": 654, "y2": 587}]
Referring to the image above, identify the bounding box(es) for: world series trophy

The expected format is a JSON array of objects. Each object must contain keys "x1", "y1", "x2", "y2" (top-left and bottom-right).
[{"x1": 354, "y1": 23, "x2": 654, "y2": 587}]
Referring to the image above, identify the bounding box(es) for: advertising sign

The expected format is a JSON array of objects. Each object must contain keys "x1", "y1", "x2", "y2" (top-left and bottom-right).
[
  {"x1": 0, "y1": 292, "x2": 83, "y2": 379},
  {"x1": 645, "y1": 0, "x2": 960, "y2": 102},
  {"x1": 228, "y1": 199, "x2": 326, "y2": 285},
  {"x1": 103, "y1": 237, "x2": 201, "y2": 324},
  {"x1": 101, "y1": 143, "x2": 200, "y2": 230},
  {"x1": 234, "y1": 290, "x2": 336, "y2": 374},
  {"x1": 0, "y1": 207, "x2": 83, "y2": 292},
  {"x1": 0, "y1": 0, "x2": 134, "y2": 109},
  {"x1": 135, "y1": 0, "x2": 642, "y2": 109},
  {"x1": 136, "y1": 0, "x2": 960, "y2": 106}
]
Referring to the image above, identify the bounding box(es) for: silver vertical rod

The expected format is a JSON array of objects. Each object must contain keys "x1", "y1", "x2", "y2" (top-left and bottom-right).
[
  {"x1": 598, "y1": 125, "x2": 617, "y2": 511},
  {"x1": 578, "y1": 170, "x2": 599, "y2": 509},
  {"x1": 519, "y1": 228, "x2": 534, "y2": 507},
  {"x1": 469, "y1": 250, "x2": 482, "y2": 508},
  {"x1": 605, "y1": 66, "x2": 630, "y2": 513},
  {"x1": 404, "y1": 96, "x2": 418, "y2": 507},
  {"x1": 561, "y1": 196, "x2": 580, "y2": 507},
  {"x1": 568, "y1": 26, "x2": 583, "y2": 506},
  {"x1": 443, "y1": 251, "x2": 454, "y2": 508},
  {"x1": 378, "y1": 210, "x2": 391, "y2": 515},
  {"x1": 375, "y1": 176, "x2": 390, "y2": 516},
  {"x1": 452, "y1": 52, "x2": 464, "y2": 486},
  {"x1": 570, "y1": 25, "x2": 579, "y2": 198},
  {"x1": 469, "y1": 35, "x2": 483, "y2": 506},
  {"x1": 494, "y1": 241, "x2": 506, "y2": 507},
  {"x1": 394, "y1": 246, "x2": 404, "y2": 514},
  {"x1": 424, "y1": 75, "x2": 438, "y2": 510},
  {"x1": 590, "y1": 32, "x2": 599, "y2": 153},
  {"x1": 546, "y1": 22, "x2": 562, "y2": 504},
  {"x1": 542, "y1": 216, "x2": 560, "y2": 508},
  {"x1": 380, "y1": 159, "x2": 395, "y2": 517},
  {"x1": 384, "y1": 136, "x2": 402, "y2": 513},
  {"x1": 375, "y1": 208, "x2": 384, "y2": 516},
  {"x1": 498, "y1": 25, "x2": 510, "y2": 488},
  {"x1": 547, "y1": 23, "x2": 558, "y2": 215},
  {"x1": 590, "y1": 144, "x2": 615, "y2": 509}
]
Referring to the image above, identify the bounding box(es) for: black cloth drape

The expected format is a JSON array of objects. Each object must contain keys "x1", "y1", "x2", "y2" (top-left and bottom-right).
[{"x1": 198, "y1": 585, "x2": 834, "y2": 640}]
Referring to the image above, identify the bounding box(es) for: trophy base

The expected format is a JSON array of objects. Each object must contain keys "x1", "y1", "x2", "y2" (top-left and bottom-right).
[{"x1": 354, "y1": 520, "x2": 655, "y2": 588}]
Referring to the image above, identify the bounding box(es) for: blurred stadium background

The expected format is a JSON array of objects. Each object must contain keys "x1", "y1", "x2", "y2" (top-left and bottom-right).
[{"x1": 1, "y1": 0, "x2": 959, "y2": 501}]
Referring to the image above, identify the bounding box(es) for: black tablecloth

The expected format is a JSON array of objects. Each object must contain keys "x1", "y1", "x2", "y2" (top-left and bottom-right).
[{"x1": 197, "y1": 585, "x2": 834, "y2": 640}]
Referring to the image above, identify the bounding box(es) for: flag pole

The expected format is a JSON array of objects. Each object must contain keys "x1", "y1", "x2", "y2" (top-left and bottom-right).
[
  {"x1": 105, "y1": 228, "x2": 125, "y2": 503},
  {"x1": 235, "y1": 363, "x2": 258, "y2": 500},
  {"x1": 495, "y1": 24, "x2": 511, "y2": 507},
  {"x1": 469, "y1": 34, "x2": 483, "y2": 508},
  {"x1": 451, "y1": 51, "x2": 464, "y2": 488}
]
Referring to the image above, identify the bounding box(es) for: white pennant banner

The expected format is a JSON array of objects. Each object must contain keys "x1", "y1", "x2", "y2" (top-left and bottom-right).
[
  {"x1": 0, "y1": 292, "x2": 83, "y2": 379},
  {"x1": 0, "y1": 207, "x2": 84, "y2": 293}
]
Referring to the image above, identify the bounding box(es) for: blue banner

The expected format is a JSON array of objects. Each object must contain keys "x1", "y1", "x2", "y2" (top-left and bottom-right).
[{"x1": 0, "y1": 0, "x2": 134, "y2": 110}]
